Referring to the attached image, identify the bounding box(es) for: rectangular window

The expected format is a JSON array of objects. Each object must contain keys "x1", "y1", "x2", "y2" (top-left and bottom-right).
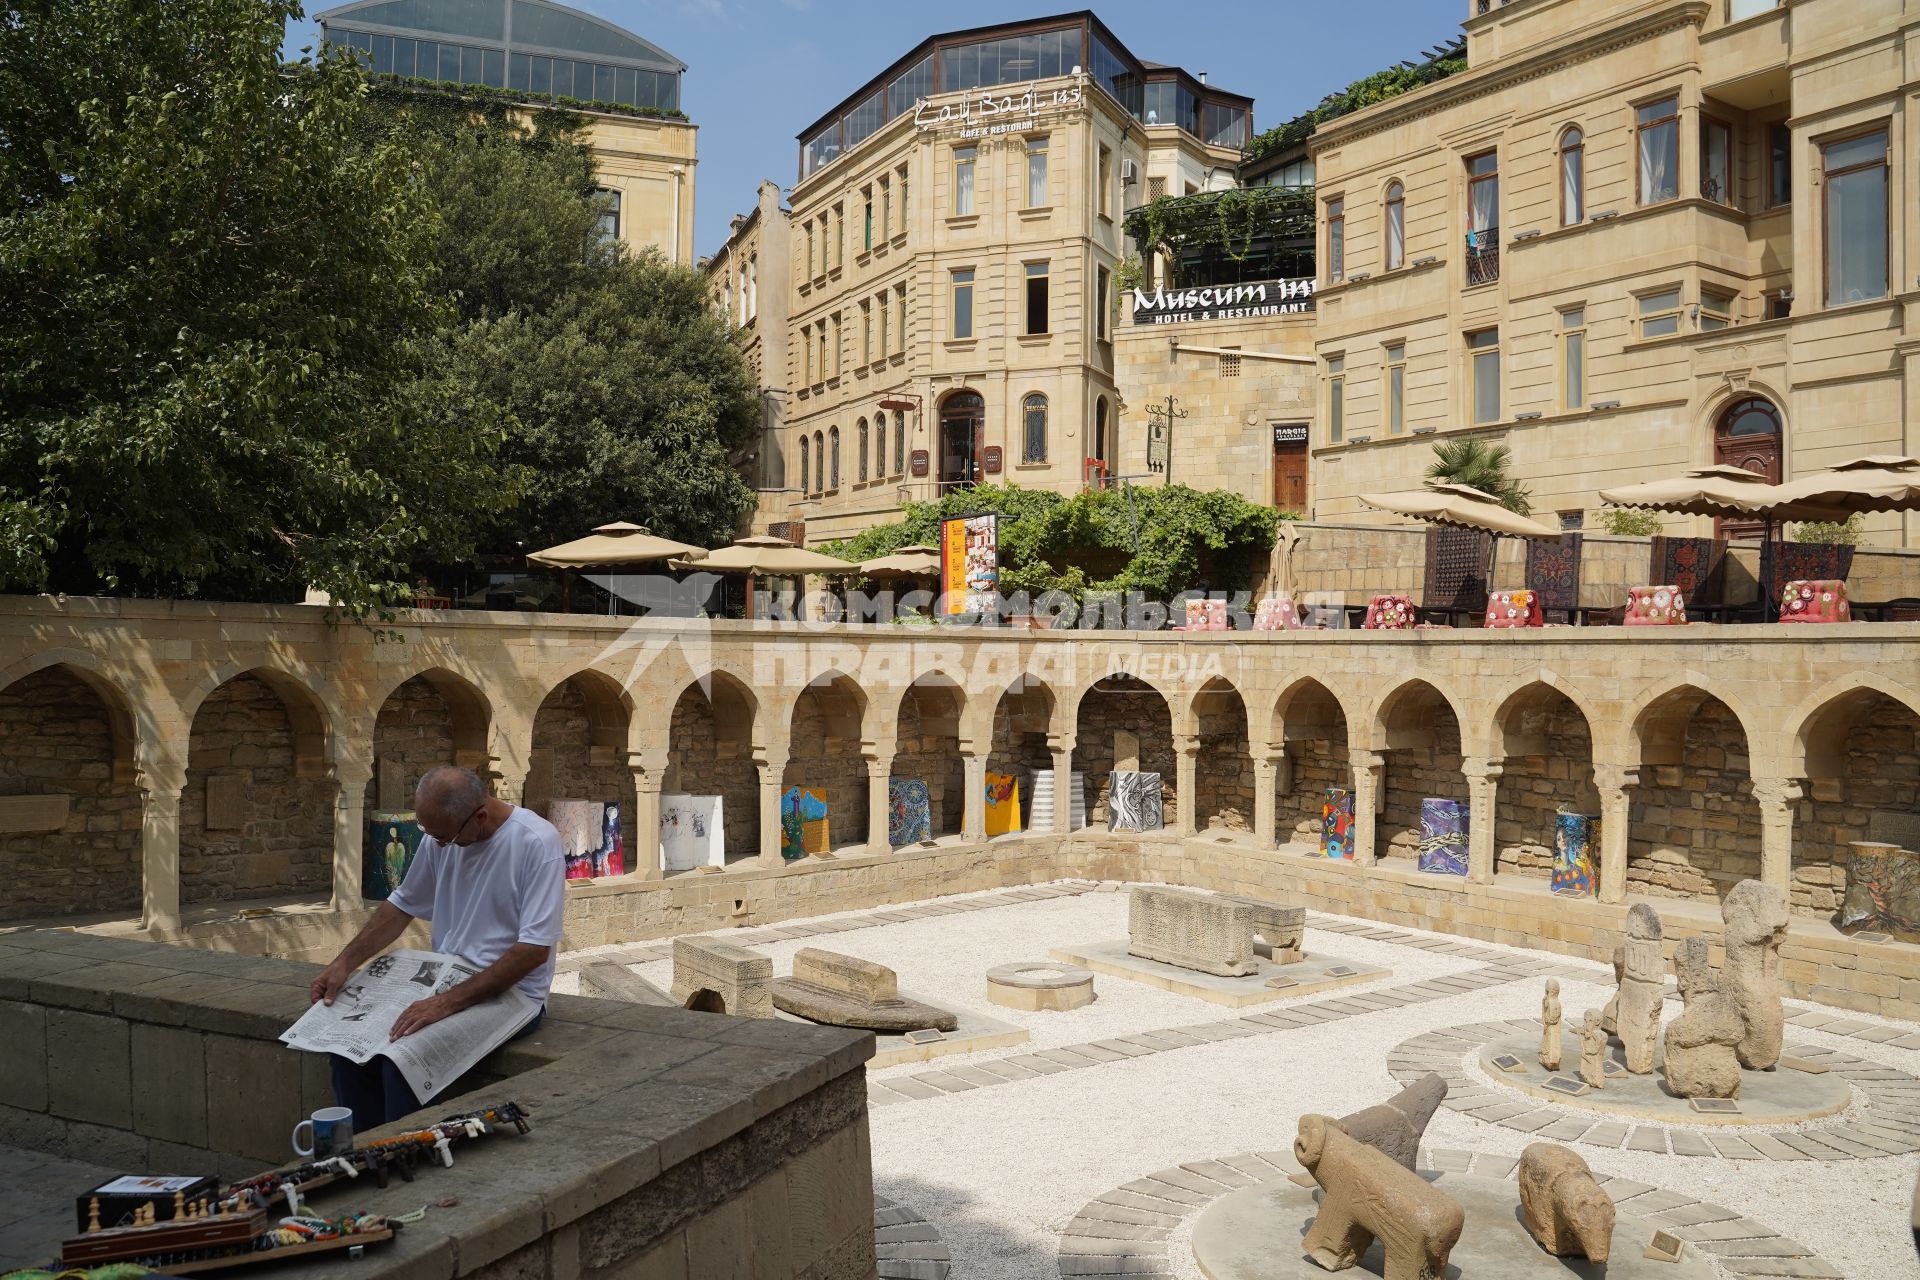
[
  {"x1": 1701, "y1": 117, "x2": 1732, "y2": 205},
  {"x1": 1096, "y1": 266, "x2": 1111, "y2": 341},
  {"x1": 801, "y1": 324, "x2": 814, "y2": 384},
  {"x1": 1700, "y1": 288, "x2": 1735, "y2": 331},
  {"x1": 1561, "y1": 308, "x2": 1585, "y2": 410},
  {"x1": 593, "y1": 187, "x2": 621, "y2": 243},
  {"x1": 1027, "y1": 136, "x2": 1049, "y2": 208},
  {"x1": 951, "y1": 269, "x2": 974, "y2": 339},
  {"x1": 1327, "y1": 355, "x2": 1345, "y2": 443},
  {"x1": 832, "y1": 204, "x2": 843, "y2": 270},
  {"x1": 1823, "y1": 130, "x2": 1889, "y2": 307},
  {"x1": 862, "y1": 188, "x2": 873, "y2": 251},
  {"x1": 898, "y1": 164, "x2": 910, "y2": 232},
  {"x1": 894, "y1": 412, "x2": 906, "y2": 476},
  {"x1": 1469, "y1": 329, "x2": 1500, "y2": 425},
  {"x1": 879, "y1": 177, "x2": 891, "y2": 239},
  {"x1": 831, "y1": 312, "x2": 842, "y2": 376},
  {"x1": 876, "y1": 292, "x2": 888, "y2": 359},
  {"x1": 1326, "y1": 197, "x2": 1345, "y2": 281},
  {"x1": 894, "y1": 283, "x2": 907, "y2": 353},
  {"x1": 1384, "y1": 185, "x2": 1405, "y2": 271},
  {"x1": 954, "y1": 147, "x2": 976, "y2": 216},
  {"x1": 1637, "y1": 96, "x2": 1679, "y2": 205},
  {"x1": 1729, "y1": 0, "x2": 1779, "y2": 18},
  {"x1": 1218, "y1": 349, "x2": 1241, "y2": 378},
  {"x1": 874, "y1": 414, "x2": 886, "y2": 477},
  {"x1": 1767, "y1": 123, "x2": 1791, "y2": 207},
  {"x1": 1466, "y1": 152, "x2": 1499, "y2": 285},
  {"x1": 1025, "y1": 262, "x2": 1050, "y2": 335},
  {"x1": 1384, "y1": 342, "x2": 1406, "y2": 435},
  {"x1": 805, "y1": 222, "x2": 816, "y2": 278},
  {"x1": 860, "y1": 301, "x2": 872, "y2": 364},
  {"x1": 1638, "y1": 288, "x2": 1682, "y2": 338},
  {"x1": 1098, "y1": 145, "x2": 1112, "y2": 218}
]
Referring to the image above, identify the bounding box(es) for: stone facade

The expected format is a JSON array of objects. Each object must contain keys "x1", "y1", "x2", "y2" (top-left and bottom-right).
[
  {"x1": 1793, "y1": 694, "x2": 1920, "y2": 917},
  {"x1": 1194, "y1": 686, "x2": 1253, "y2": 832}
]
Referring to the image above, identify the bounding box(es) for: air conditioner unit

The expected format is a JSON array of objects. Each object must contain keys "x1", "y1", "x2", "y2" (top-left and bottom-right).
[{"x1": 1121, "y1": 159, "x2": 1139, "y2": 185}]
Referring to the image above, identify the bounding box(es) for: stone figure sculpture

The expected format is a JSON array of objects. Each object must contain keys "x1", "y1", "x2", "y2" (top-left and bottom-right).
[
  {"x1": 1578, "y1": 1010, "x2": 1608, "y2": 1089},
  {"x1": 1661, "y1": 937, "x2": 1742, "y2": 1099},
  {"x1": 1539, "y1": 979, "x2": 1563, "y2": 1072},
  {"x1": 1722, "y1": 879, "x2": 1789, "y2": 1071},
  {"x1": 1517, "y1": 1142, "x2": 1615, "y2": 1262},
  {"x1": 1336, "y1": 1072, "x2": 1447, "y2": 1171},
  {"x1": 1599, "y1": 946, "x2": 1623, "y2": 1036},
  {"x1": 1294, "y1": 1114, "x2": 1464, "y2": 1280},
  {"x1": 1613, "y1": 903, "x2": 1666, "y2": 1073}
]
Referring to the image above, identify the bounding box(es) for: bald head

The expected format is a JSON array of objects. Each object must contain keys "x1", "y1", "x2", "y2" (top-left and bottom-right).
[{"x1": 415, "y1": 765, "x2": 488, "y2": 829}]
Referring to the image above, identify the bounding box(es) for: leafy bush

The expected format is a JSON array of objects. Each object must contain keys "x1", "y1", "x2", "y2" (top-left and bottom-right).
[
  {"x1": 1790, "y1": 516, "x2": 1865, "y2": 546},
  {"x1": 1599, "y1": 508, "x2": 1663, "y2": 537},
  {"x1": 1241, "y1": 51, "x2": 1466, "y2": 166},
  {"x1": 1425, "y1": 439, "x2": 1533, "y2": 515}
]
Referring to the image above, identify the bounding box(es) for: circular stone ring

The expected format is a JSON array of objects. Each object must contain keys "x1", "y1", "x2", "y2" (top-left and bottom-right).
[{"x1": 987, "y1": 961, "x2": 1096, "y2": 1011}]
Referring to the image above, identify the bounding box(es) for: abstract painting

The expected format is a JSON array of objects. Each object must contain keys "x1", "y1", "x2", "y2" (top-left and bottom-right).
[
  {"x1": 984, "y1": 771, "x2": 1024, "y2": 836},
  {"x1": 364, "y1": 811, "x2": 422, "y2": 900},
  {"x1": 1069, "y1": 770, "x2": 1088, "y2": 831},
  {"x1": 549, "y1": 799, "x2": 608, "y2": 881},
  {"x1": 1321, "y1": 789, "x2": 1354, "y2": 860},
  {"x1": 1418, "y1": 798, "x2": 1468, "y2": 876},
  {"x1": 659, "y1": 794, "x2": 724, "y2": 872},
  {"x1": 1028, "y1": 770, "x2": 1056, "y2": 831},
  {"x1": 1108, "y1": 770, "x2": 1163, "y2": 833},
  {"x1": 596, "y1": 802, "x2": 625, "y2": 878},
  {"x1": 781, "y1": 787, "x2": 829, "y2": 860},
  {"x1": 1552, "y1": 810, "x2": 1598, "y2": 897},
  {"x1": 888, "y1": 778, "x2": 931, "y2": 847}
]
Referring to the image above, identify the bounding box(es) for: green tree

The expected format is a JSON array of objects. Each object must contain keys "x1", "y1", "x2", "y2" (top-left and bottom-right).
[
  {"x1": 1425, "y1": 439, "x2": 1534, "y2": 515},
  {"x1": 0, "y1": 0, "x2": 510, "y2": 606}
]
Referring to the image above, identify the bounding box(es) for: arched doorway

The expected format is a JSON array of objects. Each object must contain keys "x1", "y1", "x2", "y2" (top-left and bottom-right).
[
  {"x1": 1714, "y1": 397, "x2": 1782, "y2": 540},
  {"x1": 939, "y1": 391, "x2": 984, "y2": 495}
]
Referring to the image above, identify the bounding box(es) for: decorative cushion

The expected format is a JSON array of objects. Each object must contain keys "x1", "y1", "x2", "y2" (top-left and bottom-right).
[
  {"x1": 1778, "y1": 579, "x2": 1850, "y2": 624},
  {"x1": 1625, "y1": 584, "x2": 1687, "y2": 626},
  {"x1": 1183, "y1": 598, "x2": 1229, "y2": 631},
  {"x1": 1363, "y1": 594, "x2": 1415, "y2": 630},
  {"x1": 1253, "y1": 596, "x2": 1304, "y2": 631},
  {"x1": 1484, "y1": 590, "x2": 1544, "y2": 629}
]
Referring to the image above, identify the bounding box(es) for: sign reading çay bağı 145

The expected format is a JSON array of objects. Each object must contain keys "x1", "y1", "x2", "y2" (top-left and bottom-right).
[
  {"x1": 1130, "y1": 278, "x2": 1316, "y2": 325},
  {"x1": 914, "y1": 86, "x2": 1083, "y2": 138}
]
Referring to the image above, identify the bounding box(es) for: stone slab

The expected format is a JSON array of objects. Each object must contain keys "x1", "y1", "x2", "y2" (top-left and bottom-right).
[
  {"x1": 1049, "y1": 940, "x2": 1385, "y2": 1009},
  {"x1": 777, "y1": 995, "x2": 1027, "y2": 1069}
]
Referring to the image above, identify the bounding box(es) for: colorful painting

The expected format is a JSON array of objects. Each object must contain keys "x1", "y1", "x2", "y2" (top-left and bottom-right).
[
  {"x1": 1321, "y1": 789, "x2": 1354, "y2": 860},
  {"x1": 597, "y1": 802, "x2": 626, "y2": 878},
  {"x1": 985, "y1": 771, "x2": 1024, "y2": 836},
  {"x1": 1552, "y1": 811, "x2": 1599, "y2": 897},
  {"x1": 1418, "y1": 798, "x2": 1469, "y2": 876},
  {"x1": 364, "y1": 811, "x2": 423, "y2": 901},
  {"x1": 1838, "y1": 843, "x2": 1920, "y2": 942},
  {"x1": 1108, "y1": 770, "x2": 1163, "y2": 833},
  {"x1": 781, "y1": 787, "x2": 830, "y2": 860},
  {"x1": 888, "y1": 779, "x2": 931, "y2": 847},
  {"x1": 551, "y1": 798, "x2": 625, "y2": 880},
  {"x1": 659, "y1": 794, "x2": 723, "y2": 872}
]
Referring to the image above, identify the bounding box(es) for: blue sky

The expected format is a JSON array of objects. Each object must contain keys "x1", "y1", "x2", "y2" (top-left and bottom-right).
[{"x1": 283, "y1": 1, "x2": 1464, "y2": 260}]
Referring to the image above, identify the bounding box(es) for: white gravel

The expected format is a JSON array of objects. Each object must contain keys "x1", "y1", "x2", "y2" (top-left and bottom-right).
[{"x1": 560, "y1": 885, "x2": 1920, "y2": 1280}]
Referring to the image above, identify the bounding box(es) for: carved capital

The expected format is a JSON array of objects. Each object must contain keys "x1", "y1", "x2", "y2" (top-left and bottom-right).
[
  {"x1": 1591, "y1": 763, "x2": 1640, "y2": 796},
  {"x1": 1750, "y1": 776, "x2": 1806, "y2": 811},
  {"x1": 1350, "y1": 749, "x2": 1386, "y2": 773},
  {"x1": 1461, "y1": 756, "x2": 1505, "y2": 784}
]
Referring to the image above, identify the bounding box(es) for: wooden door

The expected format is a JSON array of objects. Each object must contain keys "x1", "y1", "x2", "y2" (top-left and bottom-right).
[
  {"x1": 1272, "y1": 425, "x2": 1309, "y2": 515},
  {"x1": 1714, "y1": 397, "x2": 1782, "y2": 540}
]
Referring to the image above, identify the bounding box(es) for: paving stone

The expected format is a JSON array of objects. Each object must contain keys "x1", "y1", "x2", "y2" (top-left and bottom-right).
[
  {"x1": 1655, "y1": 1201, "x2": 1740, "y2": 1227},
  {"x1": 1456, "y1": 1101, "x2": 1532, "y2": 1123},
  {"x1": 1099, "y1": 1189, "x2": 1195, "y2": 1216},
  {"x1": 1467, "y1": 1154, "x2": 1518, "y2": 1179},
  {"x1": 1063, "y1": 1219, "x2": 1170, "y2": 1242},
  {"x1": 970, "y1": 1059, "x2": 1039, "y2": 1082},
  {"x1": 1046, "y1": 1045, "x2": 1122, "y2": 1065},
  {"x1": 872, "y1": 1076, "x2": 944, "y2": 1100},
  {"x1": 1425, "y1": 1151, "x2": 1473, "y2": 1172},
  {"x1": 875, "y1": 1224, "x2": 942, "y2": 1243},
  {"x1": 1596, "y1": 1178, "x2": 1654, "y2": 1202},
  {"x1": 1090, "y1": 1038, "x2": 1158, "y2": 1058},
  {"x1": 1538, "y1": 1116, "x2": 1596, "y2": 1141},
  {"x1": 1706, "y1": 1135, "x2": 1764, "y2": 1160},
  {"x1": 999, "y1": 1054, "x2": 1070, "y2": 1075},
  {"x1": 941, "y1": 1065, "x2": 1007, "y2": 1088},
  {"x1": 1625, "y1": 1127, "x2": 1669, "y2": 1154},
  {"x1": 1056, "y1": 1252, "x2": 1170, "y2": 1275},
  {"x1": 1497, "y1": 1110, "x2": 1558, "y2": 1134},
  {"x1": 1772, "y1": 1133, "x2": 1857, "y2": 1160},
  {"x1": 1813, "y1": 1018, "x2": 1874, "y2": 1037},
  {"x1": 1677, "y1": 1218, "x2": 1778, "y2": 1243},
  {"x1": 1819, "y1": 1125, "x2": 1912, "y2": 1155},
  {"x1": 1714, "y1": 1258, "x2": 1843, "y2": 1277},
  {"x1": 911, "y1": 1071, "x2": 976, "y2": 1094},
  {"x1": 1119, "y1": 1177, "x2": 1208, "y2": 1207},
  {"x1": 1075, "y1": 1202, "x2": 1183, "y2": 1229},
  {"x1": 1180, "y1": 1160, "x2": 1254, "y2": 1188},
  {"x1": 1667, "y1": 1131, "x2": 1715, "y2": 1158},
  {"x1": 1740, "y1": 1134, "x2": 1813, "y2": 1161},
  {"x1": 1145, "y1": 1166, "x2": 1231, "y2": 1196},
  {"x1": 1703, "y1": 1238, "x2": 1820, "y2": 1258}
]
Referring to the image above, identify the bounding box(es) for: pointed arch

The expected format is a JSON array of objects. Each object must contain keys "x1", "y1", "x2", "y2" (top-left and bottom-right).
[
  {"x1": 1625, "y1": 675, "x2": 1758, "y2": 767},
  {"x1": 0, "y1": 649, "x2": 143, "y2": 784},
  {"x1": 1785, "y1": 672, "x2": 1920, "y2": 780},
  {"x1": 180, "y1": 662, "x2": 333, "y2": 779}
]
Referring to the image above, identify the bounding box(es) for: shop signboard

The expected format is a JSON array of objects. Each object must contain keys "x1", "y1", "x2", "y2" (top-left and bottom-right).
[
  {"x1": 940, "y1": 513, "x2": 999, "y2": 616},
  {"x1": 1130, "y1": 277, "x2": 1316, "y2": 325}
]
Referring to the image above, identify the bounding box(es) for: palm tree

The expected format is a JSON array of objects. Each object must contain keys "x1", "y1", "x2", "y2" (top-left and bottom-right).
[{"x1": 1425, "y1": 439, "x2": 1533, "y2": 515}]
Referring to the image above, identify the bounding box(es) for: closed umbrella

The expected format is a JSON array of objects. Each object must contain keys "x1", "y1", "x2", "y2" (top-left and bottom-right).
[
  {"x1": 527, "y1": 522, "x2": 705, "y2": 567},
  {"x1": 858, "y1": 544, "x2": 942, "y2": 579},
  {"x1": 679, "y1": 536, "x2": 858, "y2": 620}
]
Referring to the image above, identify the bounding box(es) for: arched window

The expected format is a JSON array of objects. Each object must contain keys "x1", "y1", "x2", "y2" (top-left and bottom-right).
[
  {"x1": 1093, "y1": 396, "x2": 1110, "y2": 465},
  {"x1": 857, "y1": 418, "x2": 869, "y2": 482},
  {"x1": 894, "y1": 411, "x2": 906, "y2": 476},
  {"x1": 799, "y1": 435, "x2": 810, "y2": 495},
  {"x1": 873, "y1": 410, "x2": 886, "y2": 476},
  {"x1": 1559, "y1": 127, "x2": 1584, "y2": 225},
  {"x1": 1022, "y1": 393, "x2": 1048, "y2": 463},
  {"x1": 1384, "y1": 181, "x2": 1405, "y2": 271},
  {"x1": 829, "y1": 426, "x2": 841, "y2": 489},
  {"x1": 813, "y1": 431, "x2": 825, "y2": 492}
]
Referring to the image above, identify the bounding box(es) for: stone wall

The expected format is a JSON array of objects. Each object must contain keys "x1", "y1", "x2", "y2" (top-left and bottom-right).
[
  {"x1": 1628, "y1": 700, "x2": 1762, "y2": 901},
  {"x1": 785, "y1": 689, "x2": 870, "y2": 847},
  {"x1": 0, "y1": 668, "x2": 141, "y2": 921},
  {"x1": 1195, "y1": 693, "x2": 1253, "y2": 832},
  {"x1": 1793, "y1": 695, "x2": 1920, "y2": 917},
  {"x1": 1380, "y1": 704, "x2": 1464, "y2": 867},
  {"x1": 1494, "y1": 700, "x2": 1601, "y2": 881},
  {"x1": 530, "y1": 679, "x2": 637, "y2": 862},
  {"x1": 666, "y1": 687, "x2": 759, "y2": 862},
  {"x1": 365, "y1": 676, "x2": 456, "y2": 813},
  {"x1": 1073, "y1": 682, "x2": 1177, "y2": 826},
  {"x1": 1278, "y1": 735, "x2": 1352, "y2": 848},
  {"x1": 892, "y1": 689, "x2": 964, "y2": 835},
  {"x1": 181, "y1": 675, "x2": 331, "y2": 904}
]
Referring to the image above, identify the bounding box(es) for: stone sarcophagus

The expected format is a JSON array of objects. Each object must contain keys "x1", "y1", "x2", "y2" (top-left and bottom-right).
[
  {"x1": 671, "y1": 936, "x2": 774, "y2": 1019},
  {"x1": 1218, "y1": 895, "x2": 1306, "y2": 965},
  {"x1": 1127, "y1": 887, "x2": 1261, "y2": 977}
]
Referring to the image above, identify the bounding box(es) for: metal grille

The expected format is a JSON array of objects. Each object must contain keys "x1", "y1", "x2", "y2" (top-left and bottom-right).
[{"x1": 1218, "y1": 352, "x2": 1242, "y2": 377}]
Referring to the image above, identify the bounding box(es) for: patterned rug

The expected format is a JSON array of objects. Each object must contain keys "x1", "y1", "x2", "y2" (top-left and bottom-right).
[
  {"x1": 1423, "y1": 526, "x2": 1492, "y2": 610},
  {"x1": 1526, "y1": 533, "x2": 1583, "y2": 618},
  {"x1": 1650, "y1": 536, "x2": 1728, "y2": 603},
  {"x1": 1770, "y1": 540, "x2": 1855, "y2": 589}
]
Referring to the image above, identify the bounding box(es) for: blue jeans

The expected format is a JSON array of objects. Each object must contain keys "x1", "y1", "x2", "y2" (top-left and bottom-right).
[{"x1": 329, "y1": 1010, "x2": 542, "y2": 1132}]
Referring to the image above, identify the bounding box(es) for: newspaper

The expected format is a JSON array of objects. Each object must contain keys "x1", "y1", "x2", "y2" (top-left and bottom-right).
[{"x1": 281, "y1": 949, "x2": 540, "y2": 1100}]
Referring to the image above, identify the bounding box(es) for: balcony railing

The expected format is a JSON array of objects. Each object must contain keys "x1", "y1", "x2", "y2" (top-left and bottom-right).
[{"x1": 1465, "y1": 226, "x2": 1500, "y2": 286}]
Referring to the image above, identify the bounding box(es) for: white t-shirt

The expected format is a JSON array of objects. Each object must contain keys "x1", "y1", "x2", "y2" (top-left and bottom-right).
[{"x1": 386, "y1": 806, "x2": 566, "y2": 1003}]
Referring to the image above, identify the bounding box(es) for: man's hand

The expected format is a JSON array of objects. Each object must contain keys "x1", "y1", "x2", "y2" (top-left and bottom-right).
[
  {"x1": 390, "y1": 993, "x2": 458, "y2": 1041},
  {"x1": 311, "y1": 962, "x2": 351, "y2": 1006}
]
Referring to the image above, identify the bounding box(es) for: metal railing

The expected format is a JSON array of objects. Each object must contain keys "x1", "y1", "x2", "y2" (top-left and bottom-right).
[{"x1": 1465, "y1": 226, "x2": 1500, "y2": 286}]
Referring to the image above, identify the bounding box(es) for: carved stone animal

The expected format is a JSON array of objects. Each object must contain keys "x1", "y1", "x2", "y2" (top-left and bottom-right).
[
  {"x1": 1336, "y1": 1072, "x2": 1446, "y2": 1171},
  {"x1": 1294, "y1": 1114, "x2": 1464, "y2": 1280},
  {"x1": 1662, "y1": 936, "x2": 1742, "y2": 1099},
  {"x1": 1518, "y1": 1142, "x2": 1615, "y2": 1262},
  {"x1": 1721, "y1": 879, "x2": 1789, "y2": 1070}
]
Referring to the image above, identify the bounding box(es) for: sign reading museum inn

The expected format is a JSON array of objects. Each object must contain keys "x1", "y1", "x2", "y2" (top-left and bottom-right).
[{"x1": 1131, "y1": 278, "x2": 1316, "y2": 325}]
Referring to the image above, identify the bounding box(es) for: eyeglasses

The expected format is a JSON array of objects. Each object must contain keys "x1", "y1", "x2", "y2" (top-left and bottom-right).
[{"x1": 435, "y1": 802, "x2": 489, "y2": 847}]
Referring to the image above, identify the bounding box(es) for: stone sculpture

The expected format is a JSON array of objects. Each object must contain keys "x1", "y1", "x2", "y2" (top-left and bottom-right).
[
  {"x1": 771, "y1": 948, "x2": 958, "y2": 1032},
  {"x1": 1127, "y1": 886, "x2": 1260, "y2": 976},
  {"x1": 1613, "y1": 902, "x2": 1666, "y2": 1073},
  {"x1": 1661, "y1": 937, "x2": 1742, "y2": 1099},
  {"x1": 1336, "y1": 1073, "x2": 1446, "y2": 1171},
  {"x1": 1517, "y1": 1142, "x2": 1614, "y2": 1262},
  {"x1": 1722, "y1": 879, "x2": 1789, "y2": 1071},
  {"x1": 1218, "y1": 895, "x2": 1306, "y2": 964},
  {"x1": 1294, "y1": 1114, "x2": 1464, "y2": 1280},
  {"x1": 670, "y1": 936, "x2": 774, "y2": 1019},
  {"x1": 1599, "y1": 947, "x2": 1623, "y2": 1036},
  {"x1": 1578, "y1": 1010, "x2": 1608, "y2": 1089},
  {"x1": 1539, "y1": 979, "x2": 1563, "y2": 1072}
]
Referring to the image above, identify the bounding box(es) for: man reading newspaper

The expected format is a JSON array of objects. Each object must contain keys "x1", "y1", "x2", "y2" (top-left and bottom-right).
[{"x1": 302, "y1": 765, "x2": 566, "y2": 1129}]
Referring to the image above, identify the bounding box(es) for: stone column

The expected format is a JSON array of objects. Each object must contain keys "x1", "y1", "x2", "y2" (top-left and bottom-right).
[
  {"x1": 1751, "y1": 776, "x2": 1805, "y2": 896},
  {"x1": 329, "y1": 760, "x2": 373, "y2": 912},
  {"x1": 866, "y1": 757, "x2": 893, "y2": 853},
  {"x1": 1174, "y1": 735, "x2": 1200, "y2": 836},
  {"x1": 1048, "y1": 734, "x2": 1076, "y2": 834},
  {"x1": 1252, "y1": 750, "x2": 1284, "y2": 849},
  {"x1": 138, "y1": 758, "x2": 185, "y2": 932},
  {"x1": 493, "y1": 772, "x2": 529, "y2": 805},
  {"x1": 629, "y1": 758, "x2": 665, "y2": 881},
  {"x1": 757, "y1": 752, "x2": 789, "y2": 868},
  {"x1": 1462, "y1": 756, "x2": 1503, "y2": 885},
  {"x1": 1593, "y1": 764, "x2": 1639, "y2": 904},
  {"x1": 1349, "y1": 750, "x2": 1385, "y2": 863},
  {"x1": 961, "y1": 754, "x2": 987, "y2": 841}
]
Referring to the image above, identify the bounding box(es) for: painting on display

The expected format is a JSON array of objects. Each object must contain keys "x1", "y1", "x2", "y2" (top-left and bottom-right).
[
  {"x1": 659, "y1": 794, "x2": 724, "y2": 872},
  {"x1": 550, "y1": 798, "x2": 623, "y2": 880},
  {"x1": 1321, "y1": 789, "x2": 1354, "y2": 860},
  {"x1": 888, "y1": 779, "x2": 932, "y2": 847},
  {"x1": 984, "y1": 771, "x2": 1024, "y2": 836},
  {"x1": 1028, "y1": 770, "x2": 1056, "y2": 831},
  {"x1": 1417, "y1": 798, "x2": 1468, "y2": 876},
  {"x1": 1107, "y1": 770, "x2": 1163, "y2": 833},
  {"x1": 364, "y1": 811, "x2": 423, "y2": 901},
  {"x1": 781, "y1": 787, "x2": 830, "y2": 860},
  {"x1": 1552, "y1": 811, "x2": 1599, "y2": 897}
]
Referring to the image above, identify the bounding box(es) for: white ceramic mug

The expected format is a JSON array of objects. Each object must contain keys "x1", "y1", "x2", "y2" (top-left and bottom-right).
[{"x1": 292, "y1": 1106, "x2": 354, "y2": 1159}]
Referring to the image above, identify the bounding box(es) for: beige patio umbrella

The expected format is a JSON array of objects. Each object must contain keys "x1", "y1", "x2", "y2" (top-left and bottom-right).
[
  {"x1": 1360, "y1": 483, "x2": 1563, "y2": 610},
  {"x1": 857, "y1": 544, "x2": 943, "y2": 580},
  {"x1": 677, "y1": 535, "x2": 858, "y2": 620},
  {"x1": 1768, "y1": 455, "x2": 1920, "y2": 513},
  {"x1": 527, "y1": 521, "x2": 705, "y2": 568}
]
